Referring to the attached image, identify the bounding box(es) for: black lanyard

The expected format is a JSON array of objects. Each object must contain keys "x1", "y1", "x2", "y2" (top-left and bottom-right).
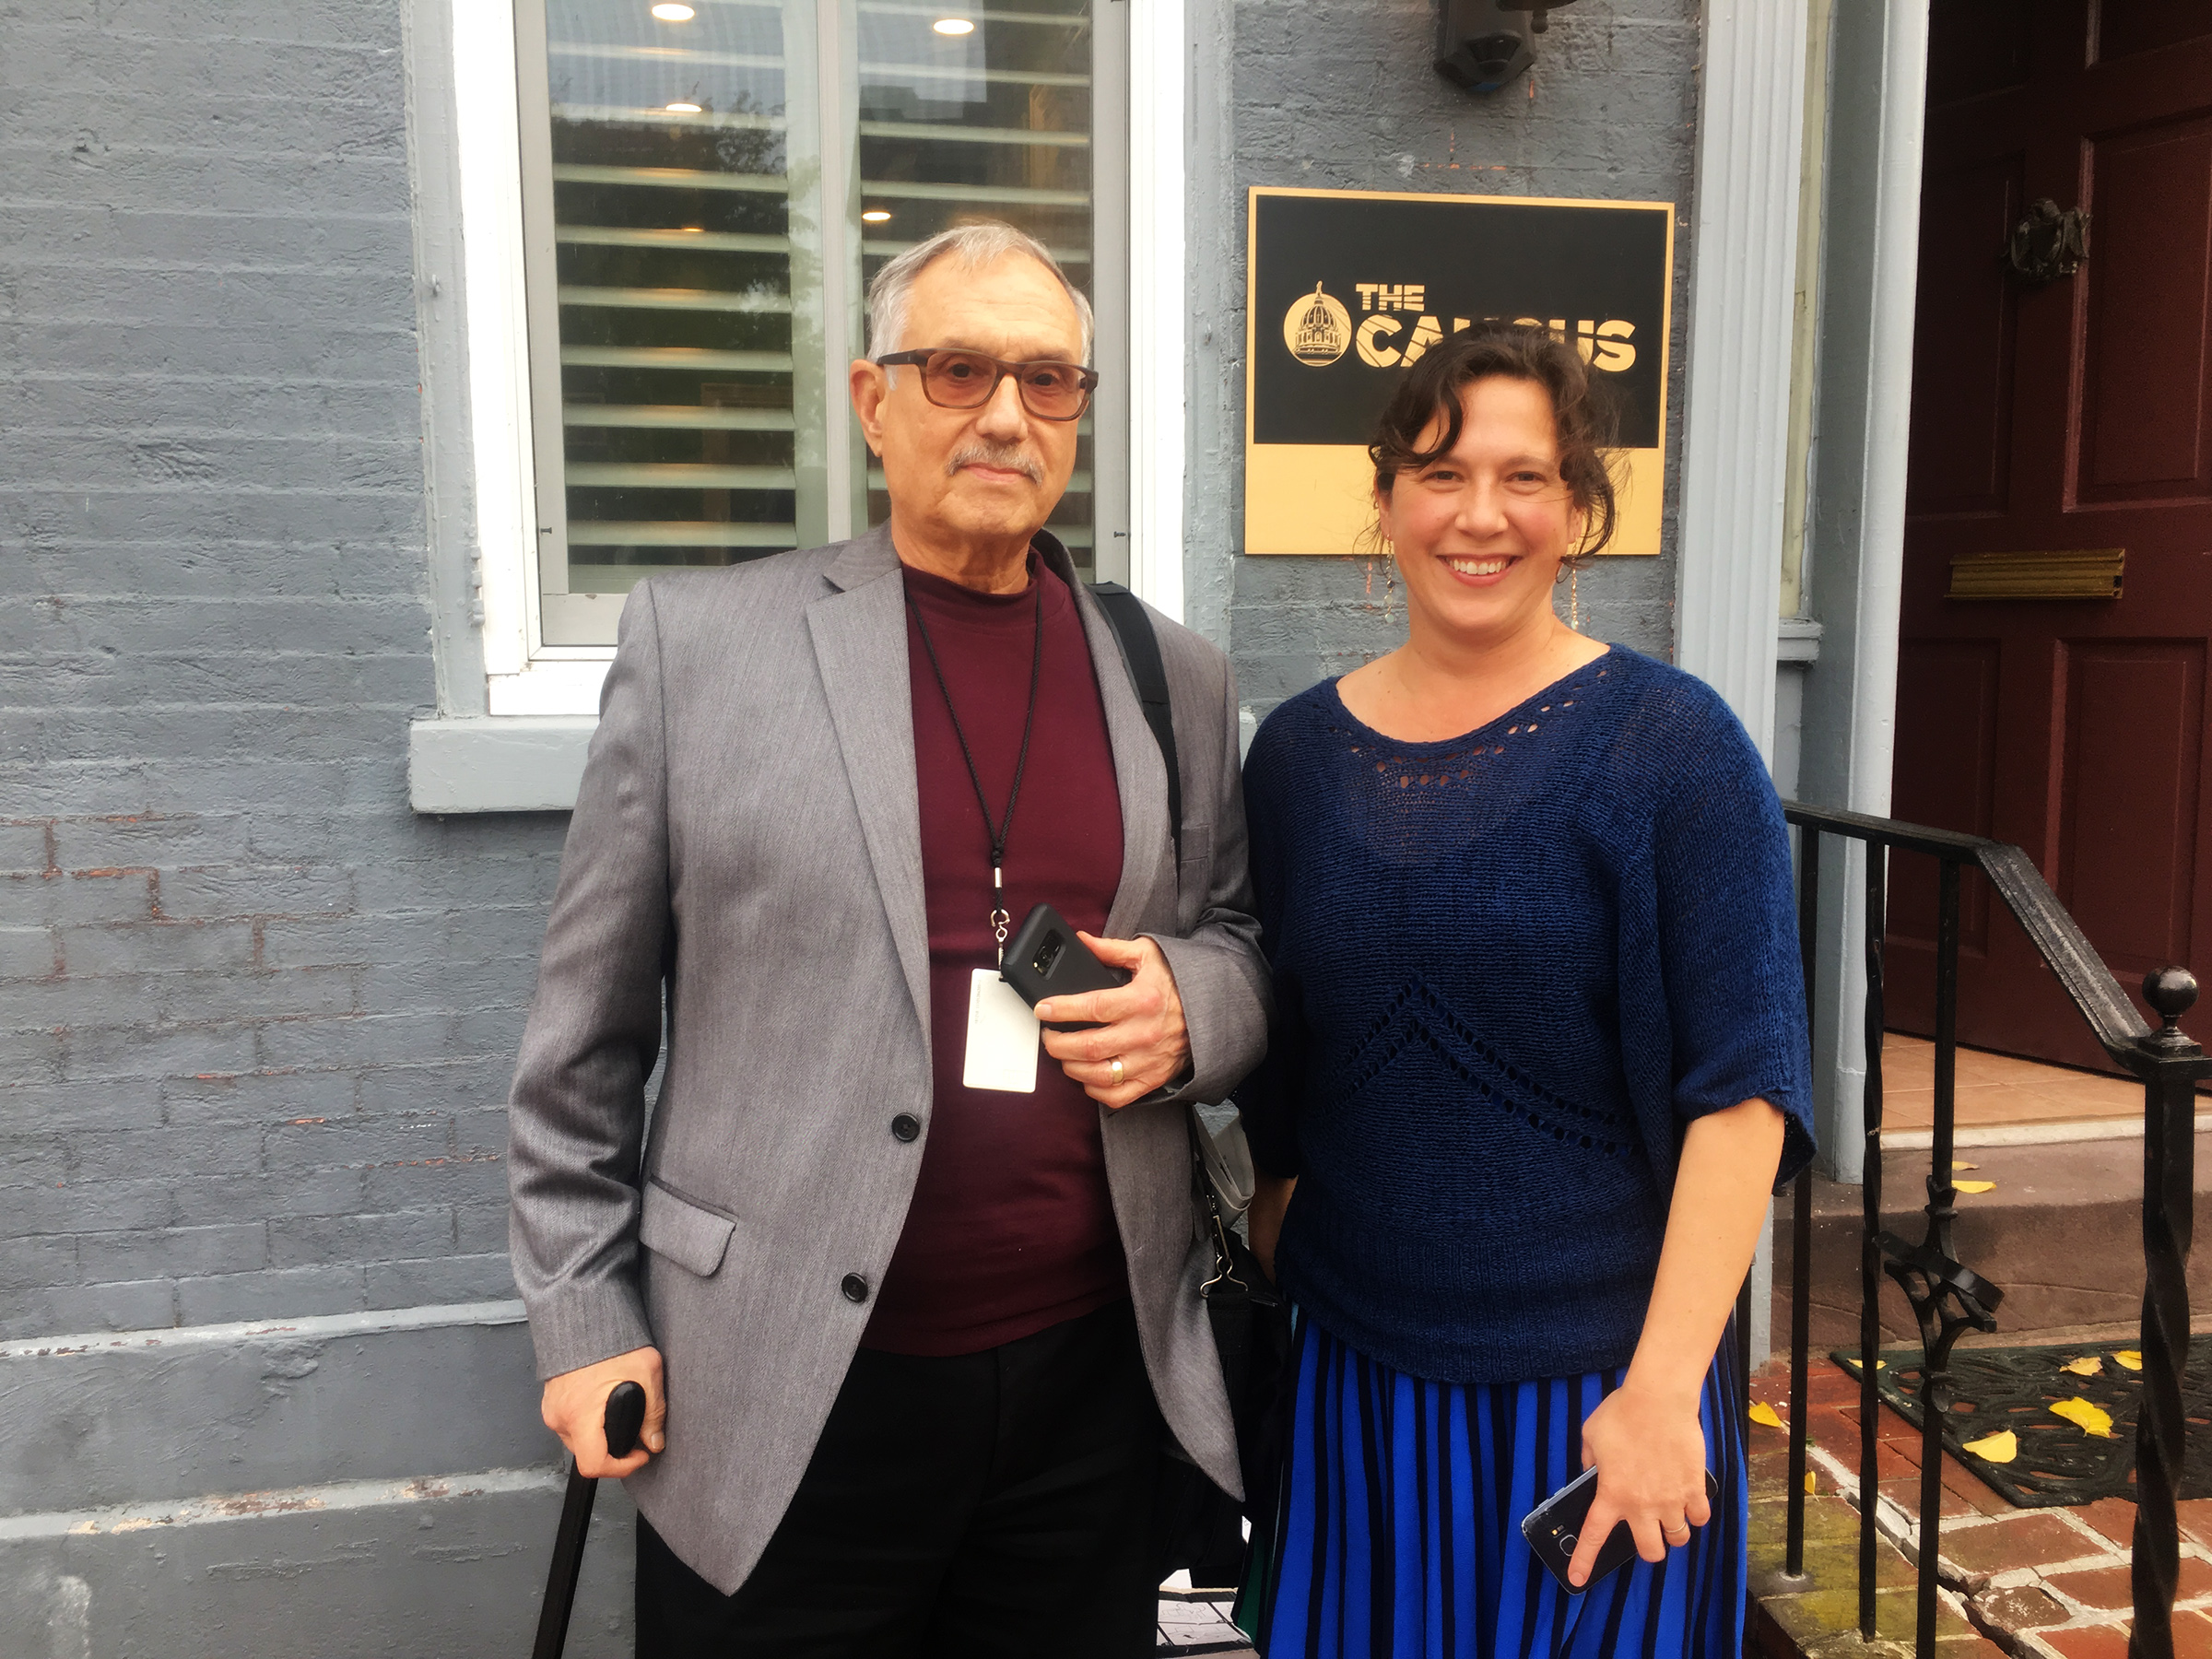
[{"x1": 905, "y1": 576, "x2": 1045, "y2": 963}]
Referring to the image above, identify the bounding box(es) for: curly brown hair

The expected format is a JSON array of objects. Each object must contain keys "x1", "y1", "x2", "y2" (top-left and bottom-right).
[{"x1": 1367, "y1": 320, "x2": 1621, "y2": 559}]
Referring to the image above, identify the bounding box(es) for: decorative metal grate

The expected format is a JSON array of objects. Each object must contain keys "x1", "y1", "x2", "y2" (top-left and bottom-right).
[{"x1": 1835, "y1": 1340, "x2": 2212, "y2": 1509}]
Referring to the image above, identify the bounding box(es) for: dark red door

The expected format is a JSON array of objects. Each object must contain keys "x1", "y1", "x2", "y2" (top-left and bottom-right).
[{"x1": 1887, "y1": 2, "x2": 2212, "y2": 1071}]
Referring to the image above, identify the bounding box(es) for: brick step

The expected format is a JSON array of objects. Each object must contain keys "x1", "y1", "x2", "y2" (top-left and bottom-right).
[{"x1": 1771, "y1": 1130, "x2": 2212, "y2": 1353}]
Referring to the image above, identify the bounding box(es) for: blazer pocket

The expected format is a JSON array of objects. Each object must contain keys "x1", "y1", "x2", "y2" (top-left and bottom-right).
[{"x1": 639, "y1": 1179, "x2": 737, "y2": 1278}]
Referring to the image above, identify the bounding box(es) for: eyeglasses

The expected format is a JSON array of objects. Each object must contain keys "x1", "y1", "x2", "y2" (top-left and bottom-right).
[{"x1": 874, "y1": 348, "x2": 1099, "y2": 421}]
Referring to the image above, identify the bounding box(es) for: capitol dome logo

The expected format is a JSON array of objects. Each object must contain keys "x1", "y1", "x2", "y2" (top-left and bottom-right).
[{"x1": 1283, "y1": 282, "x2": 1351, "y2": 366}]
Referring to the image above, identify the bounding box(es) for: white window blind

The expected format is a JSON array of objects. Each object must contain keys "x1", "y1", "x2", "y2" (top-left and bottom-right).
[{"x1": 515, "y1": 0, "x2": 1111, "y2": 649}]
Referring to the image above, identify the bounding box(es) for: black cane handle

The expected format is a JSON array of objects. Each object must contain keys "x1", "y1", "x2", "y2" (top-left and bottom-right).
[
  {"x1": 532, "y1": 1380, "x2": 652, "y2": 1659},
  {"x1": 603, "y1": 1380, "x2": 647, "y2": 1459}
]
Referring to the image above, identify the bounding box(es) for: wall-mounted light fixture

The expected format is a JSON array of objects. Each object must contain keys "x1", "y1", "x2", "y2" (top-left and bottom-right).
[{"x1": 1434, "y1": 0, "x2": 1579, "y2": 93}]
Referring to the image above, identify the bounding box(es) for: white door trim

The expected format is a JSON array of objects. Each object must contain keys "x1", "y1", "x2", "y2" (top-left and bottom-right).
[{"x1": 1126, "y1": 0, "x2": 1188, "y2": 624}]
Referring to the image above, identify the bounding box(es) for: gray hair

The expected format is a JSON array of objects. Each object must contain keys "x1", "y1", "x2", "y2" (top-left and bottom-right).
[{"x1": 865, "y1": 221, "x2": 1095, "y2": 366}]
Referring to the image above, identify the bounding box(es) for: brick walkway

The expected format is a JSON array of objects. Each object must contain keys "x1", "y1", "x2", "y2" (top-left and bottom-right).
[{"x1": 1750, "y1": 1355, "x2": 2212, "y2": 1656}]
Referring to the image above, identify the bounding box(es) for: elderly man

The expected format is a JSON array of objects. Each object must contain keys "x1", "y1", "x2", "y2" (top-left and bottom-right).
[{"x1": 507, "y1": 221, "x2": 1267, "y2": 1654}]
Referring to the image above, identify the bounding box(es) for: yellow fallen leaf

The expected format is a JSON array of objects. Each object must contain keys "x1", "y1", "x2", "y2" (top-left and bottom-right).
[
  {"x1": 1954, "y1": 1180, "x2": 1997, "y2": 1194},
  {"x1": 1805, "y1": 1471, "x2": 1817, "y2": 1494},
  {"x1": 1953, "y1": 1161, "x2": 1979, "y2": 1171},
  {"x1": 2113, "y1": 1350, "x2": 2143, "y2": 1371},
  {"x1": 1961, "y1": 1429, "x2": 2018, "y2": 1463},
  {"x1": 2050, "y1": 1397, "x2": 2116, "y2": 1439},
  {"x1": 1748, "y1": 1402, "x2": 1785, "y2": 1429},
  {"x1": 2060, "y1": 1356, "x2": 2102, "y2": 1377}
]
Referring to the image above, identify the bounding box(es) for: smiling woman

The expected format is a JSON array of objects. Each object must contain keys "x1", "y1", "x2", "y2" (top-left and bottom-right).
[{"x1": 1233, "y1": 320, "x2": 1817, "y2": 1656}]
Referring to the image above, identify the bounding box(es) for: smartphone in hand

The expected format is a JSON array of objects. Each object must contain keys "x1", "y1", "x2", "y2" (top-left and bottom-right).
[
  {"x1": 1521, "y1": 1465, "x2": 1722, "y2": 1594},
  {"x1": 999, "y1": 904, "x2": 1127, "y2": 1030}
]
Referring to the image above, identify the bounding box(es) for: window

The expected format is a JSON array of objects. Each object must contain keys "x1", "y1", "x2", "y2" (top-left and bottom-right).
[
  {"x1": 513, "y1": 0, "x2": 1118, "y2": 647},
  {"x1": 413, "y1": 0, "x2": 1176, "y2": 804}
]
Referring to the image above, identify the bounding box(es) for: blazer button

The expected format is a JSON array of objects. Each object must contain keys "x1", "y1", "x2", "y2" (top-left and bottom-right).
[
  {"x1": 841, "y1": 1273, "x2": 870, "y2": 1303},
  {"x1": 891, "y1": 1113, "x2": 921, "y2": 1142}
]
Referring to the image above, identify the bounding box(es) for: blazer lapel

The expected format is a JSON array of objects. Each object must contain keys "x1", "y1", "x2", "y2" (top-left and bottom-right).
[
  {"x1": 1056, "y1": 547, "x2": 1173, "y2": 942},
  {"x1": 807, "y1": 526, "x2": 930, "y2": 1041}
]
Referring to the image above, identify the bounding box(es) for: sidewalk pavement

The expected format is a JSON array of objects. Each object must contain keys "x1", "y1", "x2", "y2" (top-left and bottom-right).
[{"x1": 1157, "y1": 1584, "x2": 1253, "y2": 1655}]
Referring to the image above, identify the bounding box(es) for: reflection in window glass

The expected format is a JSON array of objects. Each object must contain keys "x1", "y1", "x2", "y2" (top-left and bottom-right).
[
  {"x1": 530, "y1": 1, "x2": 807, "y2": 641},
  {"x1": 854, "y1": 2, "x2": 1095, "y2": 567},
  {"x1": 519, "y1": 1, "x2": 1100, "y2": 646}
]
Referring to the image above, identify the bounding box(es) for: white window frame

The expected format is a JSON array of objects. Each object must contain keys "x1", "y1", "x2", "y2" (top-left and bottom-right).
[{"x1": 411, "y1": 0, "x2": 1187, "y2": 810}]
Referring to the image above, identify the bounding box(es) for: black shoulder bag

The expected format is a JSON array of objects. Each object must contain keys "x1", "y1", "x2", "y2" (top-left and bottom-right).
[{"x1": 1089, "y1": 582, "x2": 1291, "y2": 1589}]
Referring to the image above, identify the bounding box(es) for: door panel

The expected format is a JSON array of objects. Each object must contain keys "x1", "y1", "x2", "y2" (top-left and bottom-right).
[
  {"x1": 1908, "y1": 157, "x2": 2024, "y2": 515},
  {"x1": 2077, "y1": 116, "x2": 2212, "y2": 500},
  {"x1": 1888, "y1": 0, "x2": 2212, "y2": 1075},
  {"x1": 1889, "y1": 641, "x2": 2002, "y2": 956},
  {"x1": 2097, "y1": 0, "x2": 2212, "y2": 63},
  {"x1": 2057, "y1": 641, "x2": 2205, "y2": 970},
  {"x1": 1928, "y1": 0, "x2": 2032, "y2": 104}
]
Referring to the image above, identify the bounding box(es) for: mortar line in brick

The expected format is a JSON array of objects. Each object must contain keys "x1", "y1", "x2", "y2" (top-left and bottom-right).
[
  {"x1": 4, "y1": 482, "x2": 421, "y2": 496},
  {"x1": 10, "y1": 372, "x2": 418, "y2": 388},
  {"x1": 9, "y1": 430, "x2": 420, "y2": 452}
]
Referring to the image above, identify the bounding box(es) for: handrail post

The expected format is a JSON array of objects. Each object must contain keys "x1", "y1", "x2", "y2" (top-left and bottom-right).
[
  {"x1": 1785, "y1": 824, "x2": 1820, "y2": 1577},
  {"x1": 2130, "y1": 969, "x2": 2201, "y2": 1659},
  {"x1": 1915, "y1": 857, "x2": 1963, "y2": 1655},
  {"x1": 1859, "y1": 844, "x2": 1886, "y2": 1642}
]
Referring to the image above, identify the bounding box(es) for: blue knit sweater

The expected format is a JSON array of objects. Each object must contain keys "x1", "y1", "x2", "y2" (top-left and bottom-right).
[{"x1": 1236, "y1": 646, "x2": 1815, "y2": 1386}]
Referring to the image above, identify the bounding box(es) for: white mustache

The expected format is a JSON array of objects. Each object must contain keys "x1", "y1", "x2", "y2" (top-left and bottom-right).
[{"x1": 947, "y1": 443, "x2": 1042, "y2": 484}]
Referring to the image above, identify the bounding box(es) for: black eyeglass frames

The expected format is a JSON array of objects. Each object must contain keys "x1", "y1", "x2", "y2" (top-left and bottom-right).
[{"x1": 873, "y1": 348, "x2": 1099, "y2": 421}]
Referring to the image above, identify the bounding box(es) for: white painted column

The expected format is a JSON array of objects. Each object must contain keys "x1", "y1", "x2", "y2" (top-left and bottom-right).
[
  {"x1": 1674, "y1": 0, "x2": 1813, "y2": 765},
  {"x1": 1126, "y1": 0, "x2": 1187, "y2": 624},
  {"x1": 1806, "y1": 0, "x2": 1933, "y2": 1183},
  {"x1": 1676, "y1": 0, "x2": 1813, "y2": 1369}
]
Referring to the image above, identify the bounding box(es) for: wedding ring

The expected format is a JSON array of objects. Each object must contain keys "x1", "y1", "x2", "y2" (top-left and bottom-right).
[
  {"x1": 1110, "y1": 1057, "x2": 1124, "y2": 1088},
  {"x1": 1663, "y1": 1523, "x2": 1691, "y2": 1544}
]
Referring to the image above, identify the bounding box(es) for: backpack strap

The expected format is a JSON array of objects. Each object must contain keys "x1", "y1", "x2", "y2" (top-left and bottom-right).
[{"x1": 1088, "y1": 581, "x2": 1182, "y2": 860}]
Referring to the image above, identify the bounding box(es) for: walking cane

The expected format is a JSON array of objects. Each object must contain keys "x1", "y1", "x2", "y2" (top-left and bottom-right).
[{"x1": 532, "y1": 1379, "x2": 648, "y2": 1659}]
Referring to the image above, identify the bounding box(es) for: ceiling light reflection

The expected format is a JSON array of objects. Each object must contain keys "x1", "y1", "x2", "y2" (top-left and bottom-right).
[
  {"x1": 665, "y1": 100, "x2": 702, "y2": 112},
  {"x1": 933, "y1": 18, "x2": 975, "y2": 35},
  {"x1": 651, "y1": 3, "x2": 695, "y2": 18}
]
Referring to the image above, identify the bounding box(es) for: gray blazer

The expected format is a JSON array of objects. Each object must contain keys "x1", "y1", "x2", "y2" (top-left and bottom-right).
[{"x1": 506, "y1": 524, "x2": 1270, "y2": 1594}]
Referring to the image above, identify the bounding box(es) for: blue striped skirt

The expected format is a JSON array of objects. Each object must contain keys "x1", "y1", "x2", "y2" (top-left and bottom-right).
[{"x1": 1246, "y1": 1316, "x2": 1746, "y2": 1659}]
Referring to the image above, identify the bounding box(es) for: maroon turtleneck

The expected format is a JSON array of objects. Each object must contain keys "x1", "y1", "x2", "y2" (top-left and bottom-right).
[{"x1": 861, "y1": 554, "x2": 1129, "y2": 1357}]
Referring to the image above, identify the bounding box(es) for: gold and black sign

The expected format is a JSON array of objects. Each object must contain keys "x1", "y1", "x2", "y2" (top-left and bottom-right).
[{"x1": 1244, "y1": 187, "x2": 1676, "y2": 557}]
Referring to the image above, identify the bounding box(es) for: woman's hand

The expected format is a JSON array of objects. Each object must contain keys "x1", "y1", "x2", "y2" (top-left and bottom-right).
[
  {"x1": 1558, "y1": 1097, "x2": 1783, "y2": 1585},
  {"x1": 1247, "y1": 1173, "x2": 1296, "y2": 1284},
  {"x1": 1569, "y1": 1382, "x2": 1712, "y2": 1587},
  {"x1": 1035, "y1": 933, "x2": 1189, "y2": 1109}
]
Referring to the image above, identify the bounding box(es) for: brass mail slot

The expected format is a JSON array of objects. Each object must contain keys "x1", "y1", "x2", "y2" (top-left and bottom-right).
[{"x1": 1947, "y1": 548, "x2": 2124, "y2": 600}]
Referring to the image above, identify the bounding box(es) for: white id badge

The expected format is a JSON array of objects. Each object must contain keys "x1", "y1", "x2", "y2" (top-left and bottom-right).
[{"x1": 963, "y1": 968, "x2": 1041, "y2": 1093}]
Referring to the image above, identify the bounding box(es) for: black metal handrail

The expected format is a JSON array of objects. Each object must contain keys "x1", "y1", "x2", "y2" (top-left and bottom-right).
[{"x1": 1776, "y1": 803, "x2": 2210, "y2": 1658}]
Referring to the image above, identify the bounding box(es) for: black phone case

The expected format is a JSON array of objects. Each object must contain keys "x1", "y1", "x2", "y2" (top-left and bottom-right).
[
  {"x1": 1520, "y1": 1466, "x2": 1723, "y2": 1594},
  {"x1": 999, "y1": 904, "x2": 1129, "y2": 1029}
]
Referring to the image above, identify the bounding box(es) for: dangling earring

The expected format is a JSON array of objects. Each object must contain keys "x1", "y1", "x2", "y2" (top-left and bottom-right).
[{"x1": 1569, "y1": 562, "x2": 1581, "y2": 631}]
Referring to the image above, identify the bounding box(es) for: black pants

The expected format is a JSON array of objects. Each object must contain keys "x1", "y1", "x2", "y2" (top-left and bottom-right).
[{"x1": 636, "y1": 1299, "x2": 1162, "y2": 1658}]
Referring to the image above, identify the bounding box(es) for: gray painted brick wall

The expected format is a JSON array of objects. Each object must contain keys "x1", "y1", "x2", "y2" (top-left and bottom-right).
[
  {"x1": 0, "y1": 0, "x2": 566, "y2": 1344},
  {"x1": 0, "y1": 0, "x2": 1704, "y2": 1344},
  {"x1": 1184, "y1": 0, "x2": 1699, "y2": 706}
]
